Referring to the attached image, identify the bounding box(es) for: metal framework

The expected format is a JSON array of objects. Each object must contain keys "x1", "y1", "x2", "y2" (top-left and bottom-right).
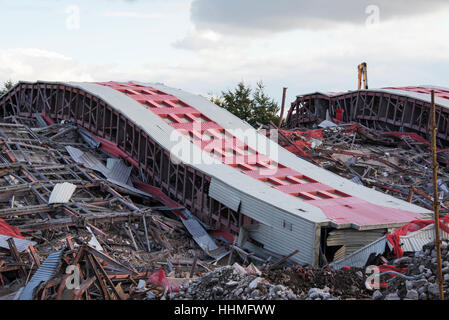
[
  {"x1": 0, "y1": 82, "x2": 248, "y2": 236},
  {"x1": 285, "y1": 87, "x2": 449, "y2": 146}
]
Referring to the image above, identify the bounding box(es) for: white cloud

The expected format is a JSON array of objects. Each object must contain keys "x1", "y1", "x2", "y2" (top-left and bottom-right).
[
  {"x1": 173, "y1": 27, "x2": 236, "y2": 51},
  {"x1": 101, "y1": 11, "x2": 162, "y2": 19},
  {"x1": 0, "y1": 48, "x2": 94, "y2": 83}
]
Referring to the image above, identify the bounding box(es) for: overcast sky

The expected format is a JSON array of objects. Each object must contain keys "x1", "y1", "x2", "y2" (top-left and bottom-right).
[{"x1": 1, "y1": 0, "x2": 449, "y2": 105}]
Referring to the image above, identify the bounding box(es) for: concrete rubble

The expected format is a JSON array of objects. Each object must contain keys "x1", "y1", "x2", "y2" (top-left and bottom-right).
[
  {"x1": 372, "y1": 241, "x2": 449, "y2": 300},
  {"x1": 171, "y1": 266, "x2": 299, "y2": 300}
]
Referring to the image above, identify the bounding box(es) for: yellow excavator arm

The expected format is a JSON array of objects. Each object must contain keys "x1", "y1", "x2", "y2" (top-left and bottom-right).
[{"x1": 358, "y1": 62, "x2": 368, "y2": 90}]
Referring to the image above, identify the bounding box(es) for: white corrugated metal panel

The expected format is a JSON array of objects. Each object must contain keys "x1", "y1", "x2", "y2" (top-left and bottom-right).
[
  {"x1": 209, "y1": 177, "x2": 317, "y2": 265},
  {"x1": 65, "y1": 146, "x2": 84, "y2": 162},
  {"x1": 106, "y1": 179, "x2": 155, "y2": 198},
  {"x1": 79, "y1": 128, "x2": 101, "y2": 148},
  {"x1": 397, "y1": 224, "x2": 449, "y2": 253},
  {"x1": 67, "y1": 148, "x2": 131, "y2": 185},
  {"x1": 106, "y1": 158, "x2": 120, "y2": 170},
  {"x1": 78, "y1": 152, "x2": 109, "y2": 176},
  {"x1": 0, "y1": 235, "x2": 36, "y2": 252},
  {"x1": 330, "y1": 236, "x2": 387, "y2": 269},
  {"x1": 66, "y1": 145, "x2": 110, "y2": 176},
  {"x1": 248, "y1": 222, "x2": 316, "y2": 265},
  {"x1": 107, "y1": 159, "x2": 132, "y2": 185},
  {"x1": 180, "y1": 212, "x2": 228, "y2": 259},
  {"x1": 48, "y1": 182, "x2": 76, "y2": 204},
  {"x1": 327, "y1": 229, "x2": 387, "y2": 256},
  {"x1": 209, "y1": 177, "x2": 327, "y2": 226},
  {"x1": 86, "y1": 226, "x2": 104, "y2": 251}
]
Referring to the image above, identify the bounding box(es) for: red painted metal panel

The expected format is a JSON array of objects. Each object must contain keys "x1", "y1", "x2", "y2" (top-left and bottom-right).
[
  {"x1": 386, "y1": 86, "x2": 449, "y2": 101},
  {"x1": 275, "y1": 182, "x2": 337, "y2": 194},
  {"x1": 308, "y1": 197, "x2": 422, "y2": 227}
]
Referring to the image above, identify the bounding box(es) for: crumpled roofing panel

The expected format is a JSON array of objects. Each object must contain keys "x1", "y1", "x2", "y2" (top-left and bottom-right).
[{"x1": 19, "y1": 250, "x2": 63, "y2": 300}]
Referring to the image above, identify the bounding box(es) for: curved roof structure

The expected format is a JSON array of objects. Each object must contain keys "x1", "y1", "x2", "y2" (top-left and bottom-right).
[
  {"x1": 295, "y1": 85, "x2": 449, "y2": 109},
  {"x1": 95, "y1": 81, "x2": 427, "y2": 225},
  {"x1": 286, "y1": 85, "x2": 449, "y2": 145},
  {"x1": 0, "y1": 81, "x2": 431, "y2": 265}
]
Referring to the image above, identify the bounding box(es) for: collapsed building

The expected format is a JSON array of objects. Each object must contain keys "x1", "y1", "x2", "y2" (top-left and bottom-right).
[
  {"x1": 285, "y1": 85, "x2": 449, "y2": 147},
  {"x1": 0, "y1": 81, "x2": 431, "y2": 268}
]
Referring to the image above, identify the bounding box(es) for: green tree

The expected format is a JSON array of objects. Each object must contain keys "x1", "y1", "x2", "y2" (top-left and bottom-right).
[
  {"x1": 211, "y1": 81, "x2": 280, "y2": 127},
  {"x1": 0, "y1": 80, "x2": 15, "y2": 97}
]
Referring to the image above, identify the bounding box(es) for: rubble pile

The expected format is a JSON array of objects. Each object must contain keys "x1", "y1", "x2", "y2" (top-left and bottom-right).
[
  {"x1": 276, "y1": 123, "x2": 449, "y2": 211},
  {"x1": 0, "y1": 116, "x2": 219, "y2": 300},
  {"x1": 373, "y1": 241, "x2": 449, "y2": 300},
  {"x1": 172, "y1": 266, "x2": 299, "y2": 300},
  {"x1": 264, "y1": 266, "x2": 371, "y2": 300},
  {"x1": 2, "y1": 114, "x2": 449, "y2": 301}
]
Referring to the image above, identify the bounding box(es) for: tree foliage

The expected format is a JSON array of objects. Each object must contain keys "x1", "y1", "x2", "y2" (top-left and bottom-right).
[
  {"x1": 211, "y1": 81, "x2": 279, "y2": 127},
  {"x1": 0, "y1": 80, "x2": 15, "y2": 97}
]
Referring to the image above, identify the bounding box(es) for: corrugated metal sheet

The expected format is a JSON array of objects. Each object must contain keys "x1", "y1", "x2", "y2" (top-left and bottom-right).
[
  {"x1": 106, "y1": 178, "x2": 155, "y2": 199},
  {"x1": 66, "y1": 147, "x2": 131, "y2": 185},
  {"x1": 107, "y1": 159, "x2": 132, "y2": 185},
  {"x1": 393, "y1": 225, "x2": 449, "y2": 252},
  {"x1": 181, "y1": 215, "x2": 218, "y2": 251},
  {"x1": 327, "y1": 229, "x2": 386, "y2": 256},
  {"x1": 332, "y1": 225, "x2": 449, "y2": 269},
  {"x1": 209, "y1": 177, "x2": 317, "y2": 265},
  {"x1": 0, "y1": 235, "x2": 36, "y2": 252},
  {"x1": 106, "y1": 158, "x2": 119, "y2": 170},
  {"x1": 86, "y1": 226, "x2": 104, "y2": 251},
  {"x1": 78, "y1": 152, "x2": 109, "y2": 176},
  {"x1": 65, "y1": 146, "x2": 84, "y2": 162},
  {"x1": 65, "y1": 146, "x2": 109, "y2": 176},
  {"x1": 330, "y1": 236, "x2": 387, "y2": 269},
  {"x1": 48, "y1": 182, "x2": 76, "y2": 204},
  {"x1": 179, "y1": 209, "x2": 228, "y2": 259},
  {"x1": 19, "y1": 250, "x2": 63, "y2": 300}
]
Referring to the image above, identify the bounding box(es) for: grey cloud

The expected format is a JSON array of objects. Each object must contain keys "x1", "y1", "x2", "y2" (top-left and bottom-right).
[{"x1": 190, "y1": 0, "x2": 449, "y2": 34}]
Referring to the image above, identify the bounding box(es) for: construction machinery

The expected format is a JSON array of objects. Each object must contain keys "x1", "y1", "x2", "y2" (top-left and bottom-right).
[{"x1": 358, "y1": 62, "x2": 368, "y2": 90}]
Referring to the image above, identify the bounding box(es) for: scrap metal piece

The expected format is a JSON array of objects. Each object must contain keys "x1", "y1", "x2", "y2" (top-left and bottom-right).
[
  {"x1": 330, "y1": 236, "x2": 387, "y2": 269},
  {"x1": 181, "y1": 211, "x2": 228, "y2": 259},
  {"x1": 48, "y1": 182, "x2": 76, "y2": 204},
  {"x1": 0, "y1": 235, "x2": 36, "y2": 252},
  {"x1": 107, "y1": 159, "x2": 132, "y2": 185},
  {"x1": 78, "y1": 128, "x2": 101, "y2": 149},
  {"x1": 19, "y1": 250, "x2": 63, "y2": 300},
  {"x1": 318, "y1": 120, "x2": 337, "y2": 128},
  {"x1": 390, "y1": 224, "x2": 449, "y2": 253}
]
